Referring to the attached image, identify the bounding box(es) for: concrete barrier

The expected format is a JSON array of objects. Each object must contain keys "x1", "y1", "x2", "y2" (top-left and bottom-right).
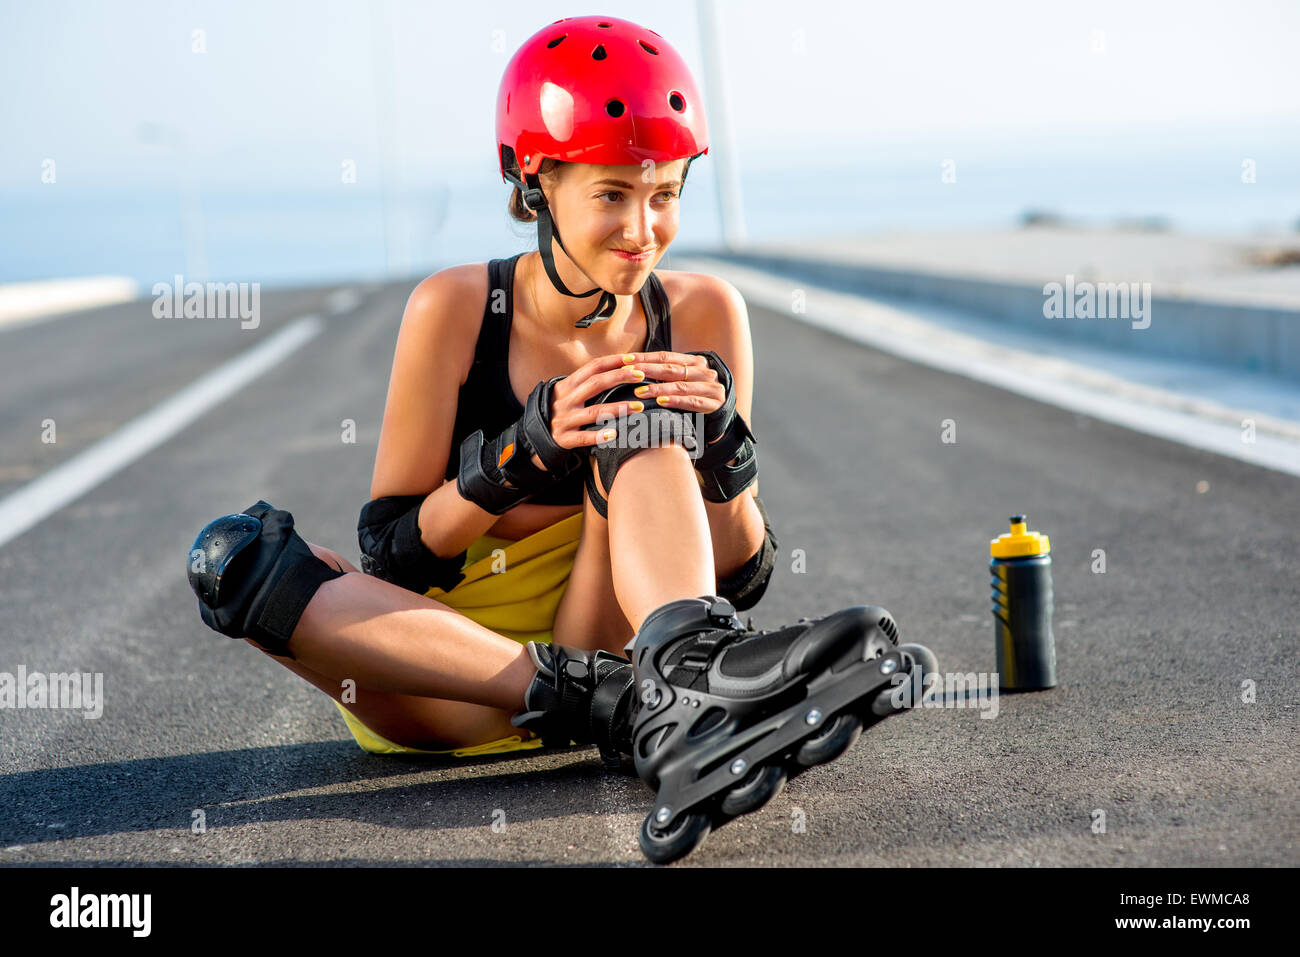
[
  {"x1": 703, "y1": 250, "x2": 1300, "y2": 383},
  {"x1": 0, "y1": 277, "x2": 140, "y2": 330}
]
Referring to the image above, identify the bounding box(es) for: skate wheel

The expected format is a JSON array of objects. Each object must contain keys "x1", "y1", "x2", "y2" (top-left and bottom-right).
[
  {"x1": 639, "y1": 811, "x2": 712, "y2": 865},
  {"x1": 719, "y1": 764, "x2": 787, "y2": 817},
  {"x1": 898, "y1": 642, "x2": 939, "y2": 706},
  {"x1": 869, "y1": 643, "x2": 938, "y2": 716},
  {"x1": 792, "y1": 712, "x2": 862, "y2": 768}
]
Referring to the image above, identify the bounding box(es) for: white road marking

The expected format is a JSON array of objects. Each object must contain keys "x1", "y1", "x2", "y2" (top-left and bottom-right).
[
  {"x1": 324, "y1": 288, "x2": 362, "y2": 315},
  {"x1": 0, "y1": 314, "x2": 325, "y2": 550}
]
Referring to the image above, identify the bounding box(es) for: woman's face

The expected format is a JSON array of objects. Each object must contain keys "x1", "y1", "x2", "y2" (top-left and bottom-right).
[{"x1": 547, "y1": 158, "x2": 687, "y2": 293}]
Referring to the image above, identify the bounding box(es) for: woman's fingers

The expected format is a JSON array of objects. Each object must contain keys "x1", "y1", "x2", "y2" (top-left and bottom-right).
[
  {"x1": 555, "y1": 352, "x2": 713, "y2": 412},
  {"x1": 628, "y1": 374, "x2": 724, "y2": 410},
  {"x1": 554, "y1": 355, "x2": 646, "y2": 409},
  {"x1": 557, "y1": 397, "x2": 655, "y2": 441},
  {"x1": 601, "y1": 351, "x2": 719, "y2": 409},
  {"x1": 587, "y1": 363, "x2": 651, "y2": 399},
  {"x1": 620, "y1": 351, "x2": 716, "y2": 383},
  {"x1": 642, "y1": 388, "x2": 723, "y2": 412},
  {"x1": 554, "y1": 403, "x2": 638, "y2": 448},
  {"x1": 548, "y1": 351, "x2": 725, "y2": 449},
  {"x1": 553, "y1": 353, "x2": 638, "y2": 404}
]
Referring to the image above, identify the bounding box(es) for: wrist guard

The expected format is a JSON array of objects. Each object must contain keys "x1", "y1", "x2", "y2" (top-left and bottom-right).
[
  {"x1": 456, "y1": 375, "x2": 583, "y2": 515},
  {"x1": 683, "y1": 350, "x2": 759, "y2": 503}
]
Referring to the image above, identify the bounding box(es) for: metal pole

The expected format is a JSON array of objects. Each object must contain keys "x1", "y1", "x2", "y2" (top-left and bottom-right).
[
  {"x1": 696, "y1": 0, "x2": 748, "y2": 251},
  {"x1": 369, "y1": 0, "x2": 395, "y2": 278},
  {"x1": 137, "y1": 123, "x2": 207, "y2": 282}
]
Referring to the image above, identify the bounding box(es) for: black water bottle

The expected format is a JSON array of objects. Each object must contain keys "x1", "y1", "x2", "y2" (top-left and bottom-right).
[{"x1": 989, "y1": 514, "x2": 1056, "y2": 691}]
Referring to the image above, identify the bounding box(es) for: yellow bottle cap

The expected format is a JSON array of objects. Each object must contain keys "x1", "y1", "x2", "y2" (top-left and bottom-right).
[{"x1": 990, "y1": 514, "x2": 1050, "y2": 558}]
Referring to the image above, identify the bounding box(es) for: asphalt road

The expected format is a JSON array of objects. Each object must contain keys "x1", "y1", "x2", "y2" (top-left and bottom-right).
[{"x1": 1, "y1": 276, "x2": 1296, "y2": 867}]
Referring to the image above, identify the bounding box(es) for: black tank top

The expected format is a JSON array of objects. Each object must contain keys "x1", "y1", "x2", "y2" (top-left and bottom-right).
[{"x1": 444, "y1": 252, "x2": 674, "y2": 505}]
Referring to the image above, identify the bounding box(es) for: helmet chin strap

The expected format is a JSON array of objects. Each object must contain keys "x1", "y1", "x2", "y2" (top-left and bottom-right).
[{"x1": 522, "y1": 171, "x2": 618, "y2": 329}]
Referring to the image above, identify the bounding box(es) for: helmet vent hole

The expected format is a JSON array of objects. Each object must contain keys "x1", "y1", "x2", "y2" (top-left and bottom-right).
[
  {"x1": 605, "y1": 99, "x2": 626, "y2": 118},
  {"x1": 591, "y1": 43, "x2": 607, "y2": 60},
  {"x1": 668, "y1": 91, "x2": 686, "y2": 112},
  {"x1": 546, "y1": 35, "x2": 566, "y2": 49},
  {"x1": 597, "y1": 22, "x2": 611, "y2": 28},
  {"x1": 639, "y1": 40, "x2": 659, "y2": 55}
]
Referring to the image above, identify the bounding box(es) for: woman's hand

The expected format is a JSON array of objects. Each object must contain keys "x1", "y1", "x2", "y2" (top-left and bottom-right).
[
  {"x1": 631, "y1": 348, "x2": 759, "y2": 503},
  {"x1": 461, "y1": 351, "x2": 726, "y2": 514},
  {"x1": 596, "y1": 351, "x2": 726, "y2": 418},
  {"x1": 545, "y1": 352, "x2": 721, "y2": 450},
  {"x1": 532, "y1": 348, "x2": 758, "y2": 507}
]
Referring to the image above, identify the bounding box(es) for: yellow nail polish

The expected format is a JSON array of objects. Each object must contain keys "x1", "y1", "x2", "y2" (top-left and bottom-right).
[
  {"x1": 634, "y1": 385, "x2": 650, "y2": 397},
  {"x1": 630, "y1": 369, "x2": 645, "y2": 380},
  {"x1": 629, "y1": 400, "x2": 644, "y2": 412},
  {"x1": 601, "y1": 429, "x2": 616, "y2": 441},
  {"x1": 622, "y1": 353, "x2": 636, "y2": 363}
]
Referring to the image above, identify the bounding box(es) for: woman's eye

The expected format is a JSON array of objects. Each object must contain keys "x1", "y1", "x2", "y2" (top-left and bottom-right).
[{"x1": 598, "y1": 191, "x2": 677, "y2": 202}]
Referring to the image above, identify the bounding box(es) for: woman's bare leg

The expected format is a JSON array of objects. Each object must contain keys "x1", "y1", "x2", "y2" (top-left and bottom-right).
[
  {"x1": 555, "y1": 445, "x2": 768, "y2": 649},
  {"x1": 605, "y1": 444, "x2": 716, "y2": 629},
  {"x1": 551, "y1": 479, "x2": 639, "y2": 655},
  {"x1": 266, "y1": 646, "x2": 526, "y2": 750},
  {"x1": 572, "y1": 441, "x2": 723, "y2": 633},
  {"x1": 244, "y1": 544, "x2": 536, "y2": 750}
]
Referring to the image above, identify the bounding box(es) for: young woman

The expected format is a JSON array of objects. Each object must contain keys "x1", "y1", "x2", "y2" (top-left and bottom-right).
[{"x1": 187, "y1": 15, "x2": 933, "y2": 864}]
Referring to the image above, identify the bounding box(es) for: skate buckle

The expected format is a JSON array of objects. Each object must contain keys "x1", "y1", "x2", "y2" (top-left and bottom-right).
[{"x1": 706, "y1": 598, "x2": 737, "y2": 624}]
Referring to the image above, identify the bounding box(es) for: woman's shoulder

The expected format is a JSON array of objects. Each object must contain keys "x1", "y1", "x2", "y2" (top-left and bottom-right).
[
  {"x1": 399, "y1": 261, "x2": 494, "y2": 386},
  {"x1": 653, "y1": 267, "x2": 749, "y2": 339},
  {"x1": 406, "y1": 261, "x2": 493, "y2": 318}
]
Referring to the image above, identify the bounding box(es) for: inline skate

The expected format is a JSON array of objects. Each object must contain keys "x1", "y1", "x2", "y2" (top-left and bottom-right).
[{"x1": 625, "y1": 594, "x2": 937, "y2": 864}]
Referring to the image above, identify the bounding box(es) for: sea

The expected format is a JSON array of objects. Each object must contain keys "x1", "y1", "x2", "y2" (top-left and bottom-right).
[{"x1": 2, "y1": 145, "x2": 1298, "y2": 289}]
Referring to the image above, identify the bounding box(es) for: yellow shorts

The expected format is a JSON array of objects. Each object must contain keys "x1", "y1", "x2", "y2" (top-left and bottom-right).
[{"x1": 333, "y1": 511, "x2": 584, "y2": 757}]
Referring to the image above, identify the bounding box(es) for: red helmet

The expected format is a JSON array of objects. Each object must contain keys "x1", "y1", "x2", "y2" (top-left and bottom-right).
[{"x1": 497, "y1": 15, "x2": 710, "y2": 184}]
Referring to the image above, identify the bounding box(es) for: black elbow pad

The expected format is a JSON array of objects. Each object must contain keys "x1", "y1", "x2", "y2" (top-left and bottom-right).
[{"x1": 357, "y1": 495, "x2": 467, "y2": 595}]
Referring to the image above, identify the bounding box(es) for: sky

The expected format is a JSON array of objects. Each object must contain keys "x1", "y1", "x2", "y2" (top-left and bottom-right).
[
  {"x1": 3, "y1": 0, "x2": 1297, "y2": 189},
  {"x1": 1, "y1": 0, "x2": 1298, "y2": 284}
]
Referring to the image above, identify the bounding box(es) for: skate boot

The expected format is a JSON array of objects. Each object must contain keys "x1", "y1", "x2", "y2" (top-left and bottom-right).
[
  {"x1": 511, "y1": 643, "x2": 638, "y2": 770},
  {"x1": 625, "y1": 594, "x2": 937, "y2": 864}
]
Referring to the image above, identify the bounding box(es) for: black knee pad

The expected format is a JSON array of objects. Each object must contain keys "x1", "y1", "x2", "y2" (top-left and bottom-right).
[
  {"x1": 715, "y1": 495, "x2": 779, "y2": 612},
  {"x1": 583, "y1": 380, "x2": 699, "y2": 519},
  {"x1": 187, "y1": 500, "x2": 345, "y2": 658}
]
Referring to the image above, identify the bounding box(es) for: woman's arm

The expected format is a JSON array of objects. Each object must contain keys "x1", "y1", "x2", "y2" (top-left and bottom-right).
[
  {"x1": 671, "y1": 273, "x2": 758, "y2": 492},
  {"x1": 368, "y1": 268, "x2": 501, "y2": 564},
  {"x1": 671, "y1": 274, "x2": 766, "y2": 578}
]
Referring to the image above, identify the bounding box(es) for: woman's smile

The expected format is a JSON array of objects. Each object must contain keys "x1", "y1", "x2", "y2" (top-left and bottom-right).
[{"x1": 611, "y1": 248, "x2": 654, "y2": 262}]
